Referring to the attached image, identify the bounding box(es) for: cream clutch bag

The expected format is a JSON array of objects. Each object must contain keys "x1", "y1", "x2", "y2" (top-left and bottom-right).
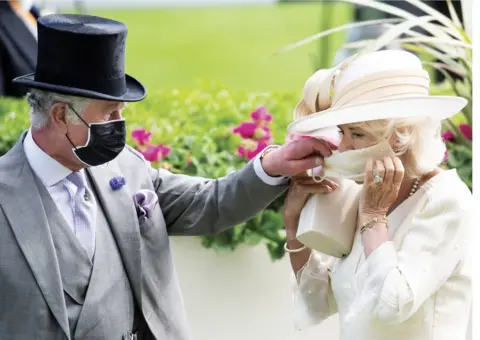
[{"x1": 296, "y1": 179, "x2": 362, "y2": 258}]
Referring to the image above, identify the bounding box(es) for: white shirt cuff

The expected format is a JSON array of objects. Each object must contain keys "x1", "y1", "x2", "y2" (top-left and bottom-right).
[{"x1": 253, "y1": 146, "x2": 289, "y2": 186}]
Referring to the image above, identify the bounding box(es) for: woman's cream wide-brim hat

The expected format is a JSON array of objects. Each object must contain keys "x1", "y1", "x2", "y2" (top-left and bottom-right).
[{"x1": 287, "y1": 49, "x2": 468, "y2": 134}]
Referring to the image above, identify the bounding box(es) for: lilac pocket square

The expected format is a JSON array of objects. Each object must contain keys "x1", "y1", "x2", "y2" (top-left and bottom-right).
[{"x1": 133, "y1": 189, "x2": 158, "y2": 223}]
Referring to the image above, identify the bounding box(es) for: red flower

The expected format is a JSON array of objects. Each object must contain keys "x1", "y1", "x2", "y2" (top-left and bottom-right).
[
  {"x1": 139, "y1": 144, "x2": 171, "y2": 162},
  {"x1": 237, "y1": 140, "x2": 268, "y2": 160},
  {"x1": 131, "y1": 128, "x2": 152, "y2": 146},
  {"x1": 250, "y1": 106, "x2": 273, "y2": 123},
  {"x1": 459, "y1": 124, "x2": 472, "y2": 140},
  {"x1": 441, "y1": 130, "x2": 455, "y2": 142}
]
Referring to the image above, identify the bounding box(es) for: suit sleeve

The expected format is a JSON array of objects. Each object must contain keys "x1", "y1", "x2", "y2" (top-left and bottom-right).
[{"x1": 149, "y1": 159, "x2": 288, "y2": 236}]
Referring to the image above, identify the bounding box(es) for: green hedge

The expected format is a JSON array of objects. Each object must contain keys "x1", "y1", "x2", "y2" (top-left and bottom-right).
[{"x1": 0, "y1": 82, "x2": 471, "y2": 260}]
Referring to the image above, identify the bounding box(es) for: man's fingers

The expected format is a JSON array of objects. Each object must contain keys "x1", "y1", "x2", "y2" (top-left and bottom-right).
[
  {"x1": 289, "y1": 156, "x2": 324, "y2": 174},
  {"x1": 287, "y1": 138, "x2": 335, "y2": 160}
]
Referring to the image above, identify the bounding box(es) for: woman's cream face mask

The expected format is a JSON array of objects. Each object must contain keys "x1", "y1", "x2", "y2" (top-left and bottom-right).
[{"x1": 307, "y1": 139, "x2": 396, "y2": 183}]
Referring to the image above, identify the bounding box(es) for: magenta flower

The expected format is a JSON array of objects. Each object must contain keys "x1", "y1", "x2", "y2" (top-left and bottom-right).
[
  {"x1": 139, "y1": 144, "x2": 171, "y2": 162},
  {"x1": 253, "y1": 126, "x2": 272, "y2": 141},
  {"x1": 459, "y1": 124, "x2": 472, "y2": 140},
  {"x1": 131, "y1": 128, "x2": 152, "y2": 146},
  {"x1": 441, "y1": 130, "x2": 455, "y2": 142},
  {"x1": 237, "y1": 140, "x2": 268, "y2": 160},
  {"x1": 233, "y1": 122, "x2": 272, "y2": 141},
  {"x1": 233, "y1": 122, "x2": 258, "y2": 139},
  {"x1": 250, "y1": 106, "x2": 273, "y2": 123}
]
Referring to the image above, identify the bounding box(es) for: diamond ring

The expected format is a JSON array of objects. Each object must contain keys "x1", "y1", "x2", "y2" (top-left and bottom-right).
[{"x1": 374, "y1": 173, "x2": 384, "y2": 183}]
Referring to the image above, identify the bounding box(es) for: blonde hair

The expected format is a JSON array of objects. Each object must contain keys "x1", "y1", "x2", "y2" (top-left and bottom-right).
[{"x1": 347, "y1": 117, "x2": 446, "y2": 179}]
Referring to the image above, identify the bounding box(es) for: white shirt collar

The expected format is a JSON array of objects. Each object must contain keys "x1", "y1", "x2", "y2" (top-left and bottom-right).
[{"x1": 23, "y1": 129, "x2": 74, "y2": 187}]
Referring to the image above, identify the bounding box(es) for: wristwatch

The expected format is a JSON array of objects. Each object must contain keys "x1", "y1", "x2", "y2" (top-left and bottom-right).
[
  {"x1": 259, "y1": 145, "x2": 281, "y2": 177},
  {"x1": 259, "y1": 145, "x2": 279, "y2": 161}
]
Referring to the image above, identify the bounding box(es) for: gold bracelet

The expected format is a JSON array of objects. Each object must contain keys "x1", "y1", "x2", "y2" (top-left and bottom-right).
[
  {"x1": 360, "y1": 216, "x2": 388, "y2": 234},
  {"x1": 284, "y1": 241, "x2": 307, "y2": 253}
]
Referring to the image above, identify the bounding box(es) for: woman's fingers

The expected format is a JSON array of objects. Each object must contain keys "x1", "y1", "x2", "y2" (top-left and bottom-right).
[
  {"x1": 374, "y1": 159, "x2": 385, "y2": 182},
  {"x1": 392, "y1": 157, "x2": 405, "y2": 186},
  {"x1": 364, "y1": 159, "x2": 374, "y2": 184},
  {"x1": 383, "y1": 156, "x2": 395, "y2": 185},
  {"x1": 293, "y1": 178, "x2": 338, "y2": 193},
  {"x1": 297, "y1": 184, "x2": 335, "y2": 194},
  {"x1": 294, "y1": 177, "x2": 338, "y2": 188}
]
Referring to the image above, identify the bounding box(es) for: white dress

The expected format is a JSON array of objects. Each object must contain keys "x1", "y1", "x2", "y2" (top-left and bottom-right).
[{"x1": 292, "y1": 169, "x2": 472, "y2": 340}]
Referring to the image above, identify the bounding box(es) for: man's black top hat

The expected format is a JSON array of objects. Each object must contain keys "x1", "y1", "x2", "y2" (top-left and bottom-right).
[{"x1": 13, "y1": 14, "x2": 146, "y2": 102}]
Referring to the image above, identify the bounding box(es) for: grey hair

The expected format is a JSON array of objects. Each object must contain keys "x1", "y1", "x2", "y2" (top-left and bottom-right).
[
  {"x1": 27, "y1": 89, "x2": 91, "y2": 130},
  {"x1": 349, "y1": 117, "x2": 446, "y2": 179}
]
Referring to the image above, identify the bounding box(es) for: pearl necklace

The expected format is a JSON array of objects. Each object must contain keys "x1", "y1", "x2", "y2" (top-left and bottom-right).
[{"x1": 409, "y1": 178, "x2": 420, "y2": 196}]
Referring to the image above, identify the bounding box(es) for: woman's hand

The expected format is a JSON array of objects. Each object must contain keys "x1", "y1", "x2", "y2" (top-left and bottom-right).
[
  {"x1": 361, "y1": 156, "x2": 405, "y2": 217},
  {"x1": 283, "y1": 175, "x2": 338, "y2": 238}
]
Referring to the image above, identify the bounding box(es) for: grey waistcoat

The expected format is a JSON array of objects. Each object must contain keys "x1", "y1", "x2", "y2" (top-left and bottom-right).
[{"x1": 43, "y1": 176, "x2": 144, "y2": 340}]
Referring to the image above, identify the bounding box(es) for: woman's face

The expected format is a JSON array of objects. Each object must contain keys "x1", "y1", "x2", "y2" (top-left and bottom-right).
[{"x1": 337, "y1": 124, "x2": 380, "y2": 152}]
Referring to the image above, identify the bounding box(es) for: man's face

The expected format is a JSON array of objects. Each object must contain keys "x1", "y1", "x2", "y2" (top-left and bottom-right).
[
  {"x1": 66, "y1": 99, "x2": 126, "y2": 148},
  {"x1": 49, "y1": 99, "x2": 126, "y2": 169}
]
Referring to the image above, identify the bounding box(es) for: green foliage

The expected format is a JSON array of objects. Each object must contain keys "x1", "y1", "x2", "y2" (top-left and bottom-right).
[
  {"x1": 93, "y1": 4, "x2": 352, "y2": 92},
  {"x1": 0, "y1": 81, "x2": 470, "y2": 260},
  {"x1": 444, "y1": 143, "x2": 472, "y2": 190}
]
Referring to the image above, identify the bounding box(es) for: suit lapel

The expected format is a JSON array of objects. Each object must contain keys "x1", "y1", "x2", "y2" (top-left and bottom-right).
[
  {"x1": 0, "y1": 138, "x2": 70, "y2": 339},
  {"x1": 87, "y1": 162, "x2": 143, "y2": 306}
]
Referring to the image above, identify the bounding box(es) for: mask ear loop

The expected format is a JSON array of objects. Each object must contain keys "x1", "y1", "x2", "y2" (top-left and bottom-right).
[{"x1": 309, "y1": 138, "x2": 333, "y2": 183}]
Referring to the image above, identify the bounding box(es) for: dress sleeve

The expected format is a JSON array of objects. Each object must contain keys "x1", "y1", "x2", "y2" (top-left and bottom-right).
[
  {"x1": 292, "y1": 251, "x2": 338, "y2": 330},
  {"x1": 353, "y1": 194, "x2": 472, "y2": 325}
]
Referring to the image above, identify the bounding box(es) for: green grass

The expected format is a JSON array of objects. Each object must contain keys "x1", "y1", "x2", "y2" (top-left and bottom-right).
[{"x1": 93, "y1": 4, "x2": 353, "y2": 92}]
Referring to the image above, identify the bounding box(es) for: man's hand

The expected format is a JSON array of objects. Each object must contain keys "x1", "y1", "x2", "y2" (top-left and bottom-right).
[{"x1": 261, "y1": 138, "x2": 337, "y2": 177}]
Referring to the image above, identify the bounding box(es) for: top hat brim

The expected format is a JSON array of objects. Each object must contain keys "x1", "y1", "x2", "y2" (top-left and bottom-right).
[
  {"x1": 288, "y1": 95, "x2": 468, "y2": 134},
  {"x1": 12, "y1": 73, "x2": 147, "y2": 102}
]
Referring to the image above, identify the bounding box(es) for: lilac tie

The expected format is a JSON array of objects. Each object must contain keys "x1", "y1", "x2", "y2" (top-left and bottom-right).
[{"x1": 66, "y1": 171, "x2": 96, "y2": 259}]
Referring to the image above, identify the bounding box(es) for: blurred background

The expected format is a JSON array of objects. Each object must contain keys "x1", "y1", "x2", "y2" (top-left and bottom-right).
[{"x1": 0, "y1": 1, "x2": 472, "y2": 339}]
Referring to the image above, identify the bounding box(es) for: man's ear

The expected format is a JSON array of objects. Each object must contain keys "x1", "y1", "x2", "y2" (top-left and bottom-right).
[{"x1": 50, "y1": 103, "x2": 68, "y2": 133}]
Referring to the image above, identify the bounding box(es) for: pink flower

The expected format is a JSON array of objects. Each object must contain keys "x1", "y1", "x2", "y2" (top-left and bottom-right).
[
  {"x1": 250, "y1": 106, "x2": 273, "y2": 123},
  {"x1": 441, "y1": 130, "x2": 455, "y2": 142},
  {"x1": 139, "y1": 144, "x2": 171, "y2": 162},
  {"x1": 233, "y1": 122, "x2": 272, "y2": 141},
  {"x1": 459, "y1": 124, "x2": 472, "y2": 140},
  {"x1": 443, "y1": 150, "x2": 449, "y2": 163},
  {"x1": 237, "y1": 140, "x2": 268, "y2": 160},
  {"x1": 131, "y1": 128, "x2": 152, "y2": 146},
  {"x1": 253, "y1": 126, "x2": 272, "y2": 141},
  {"x1": 233, "y1": 122, "x2": 258, "y2": 139}
]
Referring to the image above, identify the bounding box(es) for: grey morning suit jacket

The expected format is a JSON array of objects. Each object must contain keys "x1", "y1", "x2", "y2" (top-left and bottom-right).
[{"x1": 0, "y1": 132, "x2": 287, "y2": 339}]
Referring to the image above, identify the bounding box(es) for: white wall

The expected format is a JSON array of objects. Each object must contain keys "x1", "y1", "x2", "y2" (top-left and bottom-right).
[{"x1": 171, "y1": 236, "x2": 339, "y2": 340}]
